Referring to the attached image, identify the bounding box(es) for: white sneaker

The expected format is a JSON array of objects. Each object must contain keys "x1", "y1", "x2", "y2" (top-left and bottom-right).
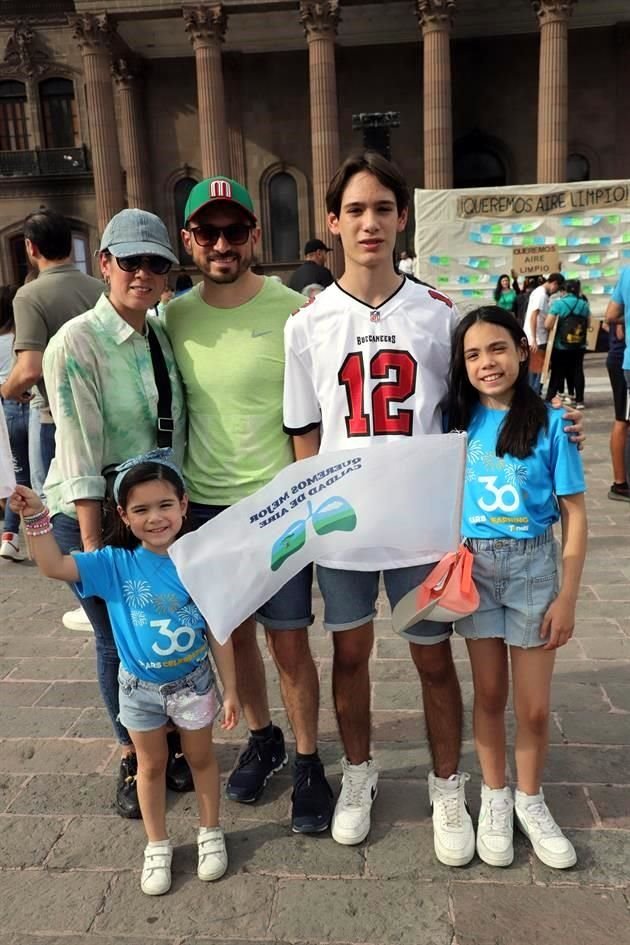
[
  {"x1": 428, "y1": 771, "x2": 475, "y2": 867},
  {"x1": 0, "y1": 532, "x2": 24, "y2": 561},
  {"x1": 476, "y1": 784, "x2": 514, "y2": 867},
  {"x1": 141, "y1": 840, "x2": 172, "y2": 895},
  {"x1": 331, "y1": 758, "x2": 378, "y2": 845},
  {"x1": 62, "y1": 606, "x2": 93, "y2": 632},
  {"x1": 515, "y1": 788, "x2": 576, "y2": 869},
  {"x1": 197, "y1": 826, "x2": 228, "y2": 881}
]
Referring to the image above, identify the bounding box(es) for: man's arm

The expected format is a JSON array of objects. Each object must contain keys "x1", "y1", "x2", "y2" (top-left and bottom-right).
[
  {"x1": 75, "y1": 500, "x2": 104, "y2": 552},
  {"x1": 0, "y1": 349, "x2": 42, "y2": 401},
  {"x1": 292, "y1": 427, "x2": 321, "y2": 461},
  {"x1": 527, "y1": 308, "x2": 540, "y2": 352},
  {"x1": 605, "y1": 300, "x2": 624, "y2": 325}
]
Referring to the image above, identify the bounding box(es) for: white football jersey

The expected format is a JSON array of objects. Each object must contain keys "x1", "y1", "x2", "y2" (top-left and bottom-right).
[{"x1": 283, "y1": 277, "x2": 458, "y2": 570}]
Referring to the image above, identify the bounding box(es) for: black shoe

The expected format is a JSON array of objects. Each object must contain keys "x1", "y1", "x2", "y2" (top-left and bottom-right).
[
  {"x1": 226, "y1": 726, "x2": 287, "y2": 803},
  {"x1": 166, "y1": 730, "x2": 194, "y2": 792},
  {"x1": 609, "y1": 482, "x2": 630, "y2": 503},
  {"x1": 291, "y1": 757, "x2": 334, "y2": 834},
  {"x1": 116, "y1": 753, "x2": 141, "y2": 819}
]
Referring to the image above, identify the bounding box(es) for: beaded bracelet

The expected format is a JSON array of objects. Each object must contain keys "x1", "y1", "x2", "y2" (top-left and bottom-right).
[
  {"x1": 23, "y1": 506, "x2": 49, "y2": 524},
  {"x1": 24, "y1": 507, "x2": 53, "y2": 536}
]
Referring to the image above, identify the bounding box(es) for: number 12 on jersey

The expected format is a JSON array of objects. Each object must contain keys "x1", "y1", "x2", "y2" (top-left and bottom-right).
[{"x1": 338, "y1": 348, "x2": 418, "y2": 437}]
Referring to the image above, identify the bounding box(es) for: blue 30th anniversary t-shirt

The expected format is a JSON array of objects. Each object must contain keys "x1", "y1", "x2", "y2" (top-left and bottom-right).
[
  {"x1": 462, "y1": 404, "x2": 585, "y2": 540},
  {"x1": 73, "y1": 546, "x2": 208, "y2": 683}
]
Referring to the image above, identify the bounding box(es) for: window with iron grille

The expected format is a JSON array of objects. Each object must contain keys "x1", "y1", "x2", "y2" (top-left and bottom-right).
[
  {"x1": 0, "y1": 81, "x2": 29, "y2": 151},
  {"x1": 40, "y1": 78, "x2": 78, "y2": 149}
]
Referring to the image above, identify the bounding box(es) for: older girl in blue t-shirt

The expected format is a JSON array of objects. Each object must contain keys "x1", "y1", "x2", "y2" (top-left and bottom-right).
[{"x1": 448, "y1": 306, "x2": 587, "y2": 871}]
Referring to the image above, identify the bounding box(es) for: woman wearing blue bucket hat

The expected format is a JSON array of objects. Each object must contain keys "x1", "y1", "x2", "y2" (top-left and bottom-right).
[{"x1": 41, "y1": 209, "x2": 190, "y2": 818}]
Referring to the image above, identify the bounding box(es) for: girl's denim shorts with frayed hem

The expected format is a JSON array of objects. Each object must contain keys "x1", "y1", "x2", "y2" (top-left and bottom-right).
[{"x1": 118, "y1": 657, "x2": 222, "y2": 733}]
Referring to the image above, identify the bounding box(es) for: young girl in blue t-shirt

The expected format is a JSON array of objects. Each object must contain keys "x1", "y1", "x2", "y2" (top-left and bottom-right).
[
  {"x1": 447, "y1": 306, "x2": 587, "y2": 871},
  {"x1": 11, "y1": 450, "x2": 239, "y2": 896}
]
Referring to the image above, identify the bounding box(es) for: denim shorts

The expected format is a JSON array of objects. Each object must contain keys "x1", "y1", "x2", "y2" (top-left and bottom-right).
[
  {"x1": 316, "y1": 563, "x2": 453, "y2": 645},
  {"x1": 188, "y1": 501, "x2": 313, "y2": 631},
  {"x1": 118, "y1": 658, "x2": 222, "y2": 733},
  {"x1": 455, "y1": 528, "x2": 559, "y2": 648}
]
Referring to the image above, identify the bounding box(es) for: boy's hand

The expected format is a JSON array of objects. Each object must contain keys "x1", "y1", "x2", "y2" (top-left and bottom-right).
[
  {"x1": 220, "y1": 691, "x2": 240, "y2": 730},
  {"x1": 9, "y1": 485, "x2": 45, "y2": 519},
  {"x1": 540, "y1": 595, "x2": 575, "y2": 650}
]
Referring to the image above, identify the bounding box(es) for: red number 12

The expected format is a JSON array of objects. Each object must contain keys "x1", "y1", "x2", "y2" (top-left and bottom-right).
[{"x1": 338, "y1": 349, "x2": 418, "y2": 437}]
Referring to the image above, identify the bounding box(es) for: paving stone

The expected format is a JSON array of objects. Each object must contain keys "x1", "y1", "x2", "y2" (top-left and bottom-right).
[
  {"x1": 0, "y1": 738, "x2": 113, "y2": 774},
  {"x1": 365, "y1": 823, "x2": 532, "y2": 882},
  {"x1": 591, "y1": 583, "x2": 630, "y2": 601},
  {"x1": 0, "y1": 659, "x2": 22, "y2": 679},
  {"x1": 531, "y1": 829, "x2": 630, "y2": 887},
  {"x1": 0, "y1": 636, "x2": 89, "y2": 658},
  {"x1": 549, "y1": 681, "x2": 608, "y2": 712},
  {"x1": 370, "y1": 777, "x2": 428, "y2": 825},
  {"x1": 544, "y1": 747, "x2": 630, "y2": 784},
  {"x1": 451, "y1": 885, "x2": 629, "y2": 945},
  {"x1": 372, "y1": 680, "x2": 422, "y2": 710},
  {"x1": 0, "y1": 814, "x2": 66, "y2": 867},
  {"x1": 225, "y1": 820, "x2": 364, "y2": 877},
  {"x1": 557, "y1": 711, "x2": 630, "y2": 744},
  {"x1": 0, "y1": 871, "x2": 111, "y2": 934},
  {"x1": 7, "y1": 773, "x2": 118, "y2": 815},
  {"x1": 575, "y1": 618, "x2": 627, "y2": 637},
  {"x1": 66, "y1": 707, "x2": 116, "y2": 738},
  {"x1": 272, "y1": 878, "x2": 452, "y2": 945},
  {"x1": 372, "y1": 741, "x2": 481, "y2": 781},
  {"x1": 94, "y1": 873, "x2": 275, "y2": 938},
  {"x1": 8, "y1": 657, "x2": 97, "y2": 681},
  {"x1": 588, "y1": 786, "x2": 630, "y2": 828},
  {"x1": 580, "y1": 637, "x2": 630, "y2": 659},
  {"x1": 34, "y1": 681, "x2": 101, "y2": 707},
  {"x1": 0, "y1": 681, "x2": 50, "y2": 705},
  {"x1": 371, "y1": 710, "x2": 425, "y2": 743},
  {"x1": 0, "y1": 774, "x2": 27, "y2": 812},
  {"x1": 0, "y1": 706, "x2": 82, "y2": 737},
  {"x1": 0, "y1": 938, "x2": 164, "y2": 945},
  {"x1": 539, "y1": 784, "x2": 595, "y2": 827}
]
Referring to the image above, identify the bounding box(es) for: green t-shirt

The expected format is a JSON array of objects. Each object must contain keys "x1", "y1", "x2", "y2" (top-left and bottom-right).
[{"x1": 165, "y1": 278, "x2": 305, "y2": 505}]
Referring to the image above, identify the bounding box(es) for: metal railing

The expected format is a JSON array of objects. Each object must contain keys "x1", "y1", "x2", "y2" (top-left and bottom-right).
[{"x1": 0, "y1": 146, "x2": 89, "y2": 178}]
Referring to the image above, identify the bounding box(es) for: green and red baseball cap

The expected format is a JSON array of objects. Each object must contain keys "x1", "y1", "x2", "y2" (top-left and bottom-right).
[{"x1": 184, "y1": 177, "x2": 257, "y2": 225}]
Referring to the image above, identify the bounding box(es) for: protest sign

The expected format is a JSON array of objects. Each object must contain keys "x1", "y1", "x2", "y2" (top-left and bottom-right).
[
  {"x1": 170, "y1": 435, "x2": 467, "y2": 643},
  {"x1": 0, "y1": 403, "x2": 16, "y2": 499},
  {"x1": 512, "y1": 245, "x2": 559, "y2": 278}
]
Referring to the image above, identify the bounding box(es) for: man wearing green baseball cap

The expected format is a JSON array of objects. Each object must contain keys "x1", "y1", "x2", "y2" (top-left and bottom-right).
[{"x1": 165, "y1": 177, "x2": 332, "y2": 835}]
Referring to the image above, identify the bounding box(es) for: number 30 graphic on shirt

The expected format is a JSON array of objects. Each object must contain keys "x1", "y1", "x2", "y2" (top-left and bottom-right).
[
  {"x1": 338, "y1": 349, "x2": 418, "y2": 436},
  {"x1": 150, "y1": 619, "x2": 196, "y2": 656},
  {"x1": 477, "y1": 476, "x2": 520, "y2": 513}
]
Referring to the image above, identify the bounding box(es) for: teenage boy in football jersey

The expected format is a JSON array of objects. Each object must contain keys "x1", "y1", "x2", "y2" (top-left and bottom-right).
[{"x1": 283, "y1": 151, "x2": 583, "y2": 865}]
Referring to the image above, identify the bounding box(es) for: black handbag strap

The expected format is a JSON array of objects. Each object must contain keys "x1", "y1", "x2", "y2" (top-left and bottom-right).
[{"x1": 146, "y1": 320, "x2": 174, "y2": 448}]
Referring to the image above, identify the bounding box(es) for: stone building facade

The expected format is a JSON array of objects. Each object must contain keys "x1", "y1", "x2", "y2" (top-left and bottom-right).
[{"x1": 0, "y1": 0, "x2": 628, "y2": 284}]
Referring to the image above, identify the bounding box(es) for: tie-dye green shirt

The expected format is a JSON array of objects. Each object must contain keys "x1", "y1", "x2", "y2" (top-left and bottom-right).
[{"x1": 43, "y1": 293, "x2": 186, "y2": 520}]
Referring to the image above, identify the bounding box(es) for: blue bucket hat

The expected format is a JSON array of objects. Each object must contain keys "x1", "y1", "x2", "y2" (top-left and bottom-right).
[{"x1": 99, "y1": 209, "x2": 178, "y2": 265}]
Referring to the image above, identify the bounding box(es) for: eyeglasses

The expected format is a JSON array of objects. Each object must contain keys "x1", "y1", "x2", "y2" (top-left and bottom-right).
[
  {"x1": 115, "y1": 255, "x2": 172, "y2": 275},
  {"x1": 188, "y1": 223, "x2": 253, "y2": 248}
]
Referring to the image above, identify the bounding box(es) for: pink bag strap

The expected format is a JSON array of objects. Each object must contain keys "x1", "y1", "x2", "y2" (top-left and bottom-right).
[{"x1": 459, "y1": 546, "x2": 474, "y2": 595}]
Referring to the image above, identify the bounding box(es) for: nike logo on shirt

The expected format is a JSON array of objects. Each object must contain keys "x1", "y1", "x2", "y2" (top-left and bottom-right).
[{"x1": 251, "y1": 329, "x2": 273, "y2": 338}]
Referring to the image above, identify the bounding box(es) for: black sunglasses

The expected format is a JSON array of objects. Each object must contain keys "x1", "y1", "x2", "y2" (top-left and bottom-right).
[
  {"x1": 188, "y1": 223, "x2": 253, "y2": 248},
  {"x1": 115, "y1": 255, "x2": 172, "y2": 275}
]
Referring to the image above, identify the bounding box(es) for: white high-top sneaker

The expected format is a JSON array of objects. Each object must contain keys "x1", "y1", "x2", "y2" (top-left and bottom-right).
[
  {"x1": 428, "y1": 771, "x2": 475, "y2": 867},
  {"x1": 331, "y1": 758, "x2": 378, "y2": 845},
  {"x1": 515, "y1": 788, "x2": 576, "y2": 869},
  {"x1": 476, "y1": 784, "x2": 514, "y2": 867}
]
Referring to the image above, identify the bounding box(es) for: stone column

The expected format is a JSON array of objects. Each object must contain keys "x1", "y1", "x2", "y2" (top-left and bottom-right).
[
  {"x1": 415, "y1": 0, "x2": 456, "y2": 190},
  {"x1": 183, "y1": 4, "x2": 230, "y2": 178},
  {"x1": 300, "y1": 1, "x2": 342, "y2": 274},
  {"x1": 112, "y1": 57, "x2": 152, "y2": 210},
  {"x1": 532, "y1": 0, "x2": 576, "y2": 184},
  {"x1": 70, "y1": 13, "x2": 124, "y2": 233}
]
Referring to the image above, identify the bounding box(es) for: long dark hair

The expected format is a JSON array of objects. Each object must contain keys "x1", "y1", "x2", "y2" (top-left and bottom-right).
[
  {"x1": 448, "y1": 306, "x2": 548, "y2": 459},
  {"x1": 103, "y1": 461, "x2": 188, "y2": 550},
  {"x1": 493, "y1": 274, "x2": 511, "y2": 303}
]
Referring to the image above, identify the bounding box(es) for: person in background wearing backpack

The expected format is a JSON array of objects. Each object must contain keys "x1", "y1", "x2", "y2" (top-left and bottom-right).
[{"x1": 544, "y1": 279, "x2": 589, "y2": 409}]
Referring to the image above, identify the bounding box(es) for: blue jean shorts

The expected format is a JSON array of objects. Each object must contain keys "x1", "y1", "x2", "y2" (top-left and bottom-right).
[
  {"x1": 455, "y1": 528, "x2": 559, "y2": 648},
  {"x1": 316, "y1": 563, "x2": 453, "y2": 645},
  {"x1": 118, "y1": 658, "x2": 222, "y2": 733},
  {"x1": 188, "y1": 501, "x2": 313, "y2": 631}
]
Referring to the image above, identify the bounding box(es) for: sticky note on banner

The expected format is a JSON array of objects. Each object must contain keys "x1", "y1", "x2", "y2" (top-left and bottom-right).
[
  {"x1": 429, "y1": 256, "x2": 452, "y2": 266},
  {"x1": 560, "y1": 216, "x2": 602, "y2": 227}
]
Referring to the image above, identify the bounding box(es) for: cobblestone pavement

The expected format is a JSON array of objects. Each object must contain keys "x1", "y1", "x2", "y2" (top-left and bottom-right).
[{"x1": 1, "y1": 356, "x2": 629, "y2": 945}]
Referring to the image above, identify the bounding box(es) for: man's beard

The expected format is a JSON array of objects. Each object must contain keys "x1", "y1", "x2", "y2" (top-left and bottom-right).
[{"x1": 199, "y1": 248, "x2": 252, "y2": 284}]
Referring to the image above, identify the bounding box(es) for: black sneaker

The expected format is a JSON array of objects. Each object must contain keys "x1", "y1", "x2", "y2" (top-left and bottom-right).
[
  {"x1": 226, "y1": 726, "x2": 287, "y2": 803},
  {"x1": 116, "y1": 753, "x2": 141, "y2": 819},
  {"x1": 166, "y1": 730, "x2": 194, "y2": 792},
  {"x1": 291, "y1": 757, "x2": 334, "y2": 834},
  {"x1": 609, "y1": 482, "x2": 630, "y2": 503}
]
